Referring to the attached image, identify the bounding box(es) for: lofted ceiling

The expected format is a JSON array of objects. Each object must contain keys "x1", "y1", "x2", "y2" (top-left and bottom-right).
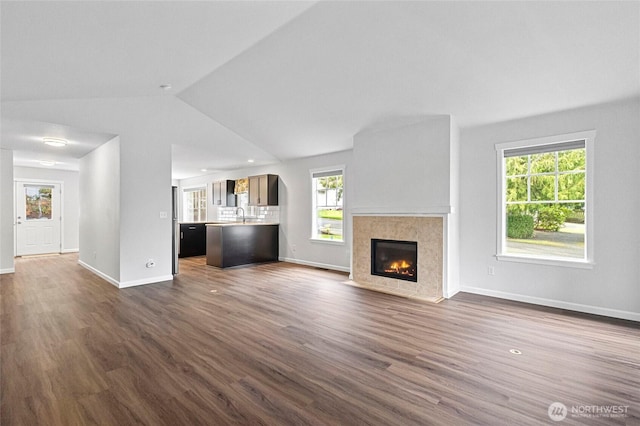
[{"x1": 1, "y1": 1, "x2": 639, "y2": 179}]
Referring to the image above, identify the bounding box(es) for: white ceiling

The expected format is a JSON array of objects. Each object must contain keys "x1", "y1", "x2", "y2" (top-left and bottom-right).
[
  {"x1": 2, "y1": 1, "x2": 639, "y2": 179},
  {"x1": 2, "y1": 118, "x2": 115, "y2": 171}
]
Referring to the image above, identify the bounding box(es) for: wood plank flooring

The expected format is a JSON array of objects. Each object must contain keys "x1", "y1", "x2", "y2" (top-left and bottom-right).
[{"x1": 1, "y1": 254, "x2": 639, "y2": 425}]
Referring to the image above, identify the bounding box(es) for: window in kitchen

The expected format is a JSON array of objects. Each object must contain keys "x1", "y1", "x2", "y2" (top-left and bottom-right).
[
  {"x1": 495, "y1": 131, "x2": 594, "y2": 267},
  {"x1": 183, "y1": 186, "x2": 207, "y2": 222},
  {"x1": 311, "y1": 167, "x2": 344, "y2": 242}
]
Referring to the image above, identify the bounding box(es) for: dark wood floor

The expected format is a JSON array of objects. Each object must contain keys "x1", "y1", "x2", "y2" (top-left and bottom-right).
[{"x1": 1, "y1": 254, "x2": 638, "y2": 425}]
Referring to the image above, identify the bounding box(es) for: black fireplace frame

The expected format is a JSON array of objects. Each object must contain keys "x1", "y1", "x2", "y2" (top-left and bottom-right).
[{"x1": 371, "y1": 238, "x2": 418, "y2": 282}]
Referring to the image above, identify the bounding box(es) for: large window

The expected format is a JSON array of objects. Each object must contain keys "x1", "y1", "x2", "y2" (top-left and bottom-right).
[
  {"x1": 183, "y1": 187, "x2": 207, "y2": 222},
  {"x1": 311, "y1": 168, "x2": 344, "y2": 242},
  {"x1": 496, "y1": 131, "x2": 594, "y2": 266}
]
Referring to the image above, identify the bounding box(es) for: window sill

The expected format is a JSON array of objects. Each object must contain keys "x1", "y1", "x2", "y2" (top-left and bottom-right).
[
  {"x1": 310, "y1": 238, "x2": 345, "y2": 246},
  {"x1": 496, "y1": 254, "x2": 594, "y2": 269}
]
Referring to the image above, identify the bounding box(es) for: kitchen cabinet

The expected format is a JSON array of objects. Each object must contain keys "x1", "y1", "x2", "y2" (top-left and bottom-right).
[
  {"x1": 206, "y1": 223, "x2": 279, "y2": 268},
  {"x1": 179, "y1": 223, "x2": 206, "y2": 257},
  {"x1": 212, "y1": 180, "x2": 236, "y2": 207},
  {"x1": 248, "y1": 174, "x2": 278, "y2": 206}
]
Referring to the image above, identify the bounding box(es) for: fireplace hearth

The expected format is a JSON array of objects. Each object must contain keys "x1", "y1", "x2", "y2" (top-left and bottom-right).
[{"x1": 371, "y1": 239, "x2": 417, "y2": 282}]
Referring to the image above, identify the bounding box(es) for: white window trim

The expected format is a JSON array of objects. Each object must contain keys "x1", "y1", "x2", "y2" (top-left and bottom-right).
[
  {"x1": 310, "y1": 165, "x2": 346, "y2": 245},
  {"x1": 182, "y1": 184, "x2": 208, "y2": 223},
  {"x1": 495, "y1": 130, "x2": 595, "y2": 268}
]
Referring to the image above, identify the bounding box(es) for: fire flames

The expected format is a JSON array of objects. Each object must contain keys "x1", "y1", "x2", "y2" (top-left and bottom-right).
[{"x1": 384, "y1": 260, "x2": 414, "y2": 276}]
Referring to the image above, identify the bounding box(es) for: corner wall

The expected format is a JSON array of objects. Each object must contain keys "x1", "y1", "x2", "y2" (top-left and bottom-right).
[
  {"x1": 118, "y1": 134, "x2": 174, "y2": 287},
  {"x1": 459, "y1": 98, "x2": 640, "y2": 321},
  {"x1": 447, "y1": 117, "x2": 461, "y2": 297},
  {"x1": 0, "y1": 149, "x2": 15, "y2": 274},
  {"x1": 79, "y1": 136, "x2": 121, "y2": 283}
]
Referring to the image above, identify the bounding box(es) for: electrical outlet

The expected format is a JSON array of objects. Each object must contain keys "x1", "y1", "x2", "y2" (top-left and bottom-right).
[
  {"x1": 488, "y1": 266, "x2": 495, "y2": 276},
  {"x1": 146, "y1": 259, "x2": 156, "y2": 268},
  {"x1": 291, "y1": 244, "x2": 296, "y2": 253},
  {"x1": 159, "y1": 211, "x2": 168, "y2": 219}
]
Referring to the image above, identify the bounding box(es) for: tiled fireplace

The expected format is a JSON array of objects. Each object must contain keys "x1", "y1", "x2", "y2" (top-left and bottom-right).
[{"x1": 351, "y1": 215, "x2": 444, "y2": 302}]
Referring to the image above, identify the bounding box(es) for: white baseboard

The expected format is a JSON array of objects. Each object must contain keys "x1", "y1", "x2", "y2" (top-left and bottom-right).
[
  {"x1": 118, "y1": 275, "x2": 174, "y2": 289},
  {"x1": 78, "y1": 260, "x2": 119, "y2": 287},
  {"x1": 78, "y1": 260, "x2": 174, "y2": 289},
  {"x1": 61, "y1": 248, "x2": 79, "y2": 253},
  {"x1": 0, "y1": 267, "x2": 15, "y2": 274},
  {"x1": 444, "y1": 287, "x2": 460, "y2": 299},
  {"x1": 461, "y1": 285, "x2": 640, "y2": 322},
  {"x1": 279, "y1": 257, "x2": 350, "y2": 273}
]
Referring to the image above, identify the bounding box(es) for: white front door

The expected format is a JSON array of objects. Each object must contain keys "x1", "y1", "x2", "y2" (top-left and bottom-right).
[{"x1": 16, "y1": 182, "x2": 61, "y2": 256}]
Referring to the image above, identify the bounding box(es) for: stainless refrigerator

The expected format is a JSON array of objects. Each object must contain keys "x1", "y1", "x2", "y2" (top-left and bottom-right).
[{"x1": 172, "y1": 186, "x2": 179, "y2": 275}]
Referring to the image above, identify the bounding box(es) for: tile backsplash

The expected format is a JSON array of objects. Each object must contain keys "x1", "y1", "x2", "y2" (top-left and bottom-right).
[{"x1": 216, "y1": 206, "x2": 280, "y2": 223}]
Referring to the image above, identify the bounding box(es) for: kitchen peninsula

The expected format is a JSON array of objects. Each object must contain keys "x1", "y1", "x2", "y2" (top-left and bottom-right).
[{"x1": 206, "y1": 222, "x2": 279, "y2": 268}]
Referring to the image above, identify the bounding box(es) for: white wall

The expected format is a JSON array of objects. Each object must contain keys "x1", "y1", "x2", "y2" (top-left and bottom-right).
[
  {"x1": 14, "y1": 166, "x2": 80, "y2": 252},
  {"x1": 352, "y1": 116, "x2": 453, "y2": 213},
  {"x1": 117, "y1": 134, "x2": 174, "y2": 287},
  {"x1": 79, "y1": 136, "x2": 121, "y2": 282},
  {"x1": 179, "y1": 149, "x2": 354, "y2": 271},
  {"x1": 276, "y1": 150, "x2": 353, "y2": 271},
  {"x1": 0, "y1": 149, "x2": 15, "y2": 274},
  {"x1": 72, "y1": 101, "x2": 175, "y2": 288},
  {"x1": 447, "y1": 117, "x2": 461, "y2": 296},
  {"x1": 459, "y1": 98, "x2": 640, "y2": 320}
]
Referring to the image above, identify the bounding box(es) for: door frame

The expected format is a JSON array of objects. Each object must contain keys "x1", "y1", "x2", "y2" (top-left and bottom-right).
[{"x1": 14, "y1": 178, "x2": 65, "y2": 256}]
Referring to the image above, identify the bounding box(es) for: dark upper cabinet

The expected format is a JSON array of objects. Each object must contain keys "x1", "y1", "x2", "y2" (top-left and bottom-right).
[
  {"x1": 248, "y1": 174, "x2": 278, "y2": 206},
  {"x1": 212, "y1": 180, "x2": 236, "y2": 207}
]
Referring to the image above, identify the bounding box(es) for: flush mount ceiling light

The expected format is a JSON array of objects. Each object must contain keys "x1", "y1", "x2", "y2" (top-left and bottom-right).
[
  {"x1": 43, "y1": 137, "x2": 67, "y2": 147},
  {"x1": 39, "y1": 160, "x2": 56, "y2": 166},
  {"x1": 200, "y1": 168, "x2": 208, "y2": 172},
  {"x1": 247, "y1": 159, "x2": 255, "y2": 163}
]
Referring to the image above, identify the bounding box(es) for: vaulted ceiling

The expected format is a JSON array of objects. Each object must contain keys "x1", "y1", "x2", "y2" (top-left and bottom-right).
[{"x1": 2, "y1": 1, "x2": 638, "y2": 179}]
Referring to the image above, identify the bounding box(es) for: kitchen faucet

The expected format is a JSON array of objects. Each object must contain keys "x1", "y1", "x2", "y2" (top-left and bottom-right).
[{"x1": 236, "y1": 207, "x2": 245, "y2": 224}]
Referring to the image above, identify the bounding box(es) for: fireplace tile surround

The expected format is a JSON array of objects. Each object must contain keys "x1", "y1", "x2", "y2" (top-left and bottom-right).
[{"x1": 351, "y1": 215, "x2": 444, "y2": 302}]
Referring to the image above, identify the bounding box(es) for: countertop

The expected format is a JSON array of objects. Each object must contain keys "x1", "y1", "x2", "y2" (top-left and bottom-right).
[{"x1": 205, "y1": 222, "x2": 279, "y2": 227}]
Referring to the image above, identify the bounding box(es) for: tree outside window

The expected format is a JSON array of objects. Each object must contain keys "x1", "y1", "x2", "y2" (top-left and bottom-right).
[
  {"x1": 503, "y1": 141, "x2": 587, "y2": 261},
  {"x1": 25, "y1": 186, "x2": 52, "y2": 220},
  {"x1": 312, "y1": 169, "x2": 344, "y2": 241}
]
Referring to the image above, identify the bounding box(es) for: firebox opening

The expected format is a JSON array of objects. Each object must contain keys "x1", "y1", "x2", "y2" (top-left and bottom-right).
[{"x1": 371, "y1": 239, "x2": 417, "y2": 282}]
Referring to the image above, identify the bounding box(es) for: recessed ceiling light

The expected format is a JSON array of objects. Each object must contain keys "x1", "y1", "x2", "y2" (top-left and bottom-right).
[
  {"x1": 39, "y1": 160, "x2": 56, "y2": 166},
  {"x1": 247, "y1": 159, "x2": 255, "y2": 163},
  {"x1": 201, "y1": 169, "x2": 207, "y2": 172},
  {"x1": 43, "y1": 138, "x2": 67, "y2": 147},
  {"x1": 159, "y1": 84, "x2": 172, "y2": 91}
]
